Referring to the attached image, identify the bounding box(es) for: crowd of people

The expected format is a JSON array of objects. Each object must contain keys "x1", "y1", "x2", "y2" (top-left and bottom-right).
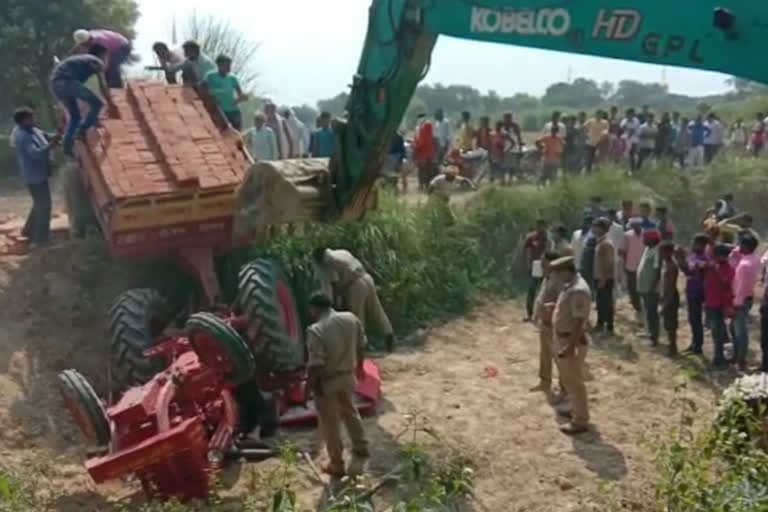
[
  {"x1": 148, "y1": 39, "x2": 337, "y2": 161},
  {"x1": 407, "y1": 105, "x2": 763, "y2": 191},
  {"x1": 523, "y1": 194, "x2": 766, "y2": 434}
]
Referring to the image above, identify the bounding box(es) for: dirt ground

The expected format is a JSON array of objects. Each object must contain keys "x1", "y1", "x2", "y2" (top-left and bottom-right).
[{"x1": 0, "y1": 184, "x2": 750, "y2": 511}]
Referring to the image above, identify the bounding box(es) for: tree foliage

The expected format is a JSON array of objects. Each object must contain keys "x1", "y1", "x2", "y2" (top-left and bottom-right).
[
  {"x1": 183, "y1": 13, "x2": 260, "y2": 90},
  {"x1": 543, "y1": 78, "x2": 603, "y2": 108},
  {"x1": 0, "y1": 0, "x2": 139, "y2": 124},
  {"x1": 316, "y1": 75, "x2": 753, "y2": 131},
  {"x1": 291, "y1": 104, "x2": 319, "y2": 127},
  {"x1": 317, "y1": 92, "x2": 350, "y2": 117}
]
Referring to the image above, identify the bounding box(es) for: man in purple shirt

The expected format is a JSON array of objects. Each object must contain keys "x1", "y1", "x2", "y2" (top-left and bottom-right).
[
  {"x1": 73, "y1": 28, "x2": 132, "y2": 88},
  {"x1": 732, "y1": 234, "x2": 760, "y2": 370},
  {"x1": 676, "y1": 233, "x2": 710, "y2": 354}
]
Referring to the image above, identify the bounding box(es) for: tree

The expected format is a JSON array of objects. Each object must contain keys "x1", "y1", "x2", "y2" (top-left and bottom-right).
[
  {"x1": 500, "y1": 93, "x2": 540, "y2": 112},
  {"x1": 725, "y1": 76, "x2": 768, "y2": 95},
  {"x1": 542, "y1": 78, "x2": 602, "y2": 108},
  {"x1": 611, "y1": 80, "x2": 669, "y2": 108},
  {"x1": 0, "y1": 0, "x2": 139, "y2": 123},
  {"x1": 184, "y1": 13, "x2": 259, "y2": 90},
  {"x1": 599, "y1": 81, "x2": 614, "y2": 99},
  {"x1": 317, "y1": 93, "x2": 350, "y2": 116},
  {"x1": 292, "y1": 104, "x2": 319, "y2": 127},
  {"x1": 481, "y1": 89, "x2": 501, "y2": 114}
]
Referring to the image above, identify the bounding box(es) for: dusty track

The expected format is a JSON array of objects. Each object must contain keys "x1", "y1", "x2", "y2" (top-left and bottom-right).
[{"x1": 0, "y1": 185, "x2": 747, "y2": 511}]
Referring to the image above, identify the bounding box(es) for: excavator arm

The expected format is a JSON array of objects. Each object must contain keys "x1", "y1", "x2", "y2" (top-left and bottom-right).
[
  {"x1": 235, "y1": 1, "x2": 766, "y2": 235},
  {"x1": 334, "y1": 0, "x2": 768, "y2": 220}
]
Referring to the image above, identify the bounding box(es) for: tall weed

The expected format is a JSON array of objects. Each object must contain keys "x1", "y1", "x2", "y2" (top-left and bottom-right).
[{"x1": 235, "y1": 158, "x2": 766, "y2": 341}]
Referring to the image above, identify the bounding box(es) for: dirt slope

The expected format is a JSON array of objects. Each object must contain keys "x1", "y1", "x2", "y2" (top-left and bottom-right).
[{"x1": 0, "y1": 188, "x2": 732, "y2": 511}]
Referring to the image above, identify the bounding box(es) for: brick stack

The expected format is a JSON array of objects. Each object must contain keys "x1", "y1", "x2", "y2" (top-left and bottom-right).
[{"x1": 79, "y1": 81, "x2": 249, "y2": 200}]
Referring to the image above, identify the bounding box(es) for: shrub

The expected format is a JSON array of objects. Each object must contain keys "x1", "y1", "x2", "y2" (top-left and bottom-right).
[{"x1": 655, "y1": 383, "x2": 768, "y2": 511}]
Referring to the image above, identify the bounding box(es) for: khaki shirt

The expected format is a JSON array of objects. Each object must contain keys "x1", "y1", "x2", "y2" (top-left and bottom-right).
[
  {"x1": 594, "y1": 235, "x2": 616, "y2": 282},
  {"x1": 552, "y1": 275, "x2": 592, "y2": 351},
  {"x1": 325, "y1": 249, "x2": 366, "y2": 288},
  {"x1": 307, "y1": 310, "x2": 366, "y2": 380},
  {"x1": 533, "y1": 275, "x2": 564, "y2": 325}
]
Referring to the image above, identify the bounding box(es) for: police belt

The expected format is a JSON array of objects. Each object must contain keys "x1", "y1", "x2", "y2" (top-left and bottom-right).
[
  {"x1": 338, "y1": 272, "x2": 366, "y2": 293},
  {"x1": 556, "y1": 332, "x2": 589, "y2": 344},
  {"x1": 320, "y1": 369, "x2": 354, "y2": 380}
]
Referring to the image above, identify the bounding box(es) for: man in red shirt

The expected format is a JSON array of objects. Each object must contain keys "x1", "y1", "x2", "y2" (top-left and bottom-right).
[
  {"x1": 523, "y1": 219, "x2": 550, "y2": 321},
  {"x1": 476, "y1": 116, "x2": 492, "y2": 151},
  {"x1": 655, "y1": 206, "x2": 676, "y2": 241},
  {"x1": 413, "y1": 114, "x2": 437, "y2": 190},
  {"x1": 705, "y1": 244, "x2": 735, "y2": 368}
]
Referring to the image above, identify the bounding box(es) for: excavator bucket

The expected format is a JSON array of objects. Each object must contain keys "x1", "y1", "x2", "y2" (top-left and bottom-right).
[
  {"x1": 232, "y1": 158, "x2": 332, "y2": 241},
  {"x1": 232, "y1": 158, "x2": 377, "y2": 243}
]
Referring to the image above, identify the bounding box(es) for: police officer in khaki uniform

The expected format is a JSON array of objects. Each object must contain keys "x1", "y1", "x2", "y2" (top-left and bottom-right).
[
  {"x1": 550, "y1": 256, "x2": 592, "y2": 435},
  {"x1": 313, "y1": 247, "x2": 395, "y2": 351},
  {"x1": 306, "y1": 293, "x2": 370, "y2": 476},
  {"x1": 531, "y1": 251, "x2": 566, "y2": 393}
]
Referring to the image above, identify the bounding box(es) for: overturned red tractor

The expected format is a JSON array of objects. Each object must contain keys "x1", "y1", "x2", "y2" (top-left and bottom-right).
[{"x1": 59, "y1": 259, "x2": 381, "y2": 500}]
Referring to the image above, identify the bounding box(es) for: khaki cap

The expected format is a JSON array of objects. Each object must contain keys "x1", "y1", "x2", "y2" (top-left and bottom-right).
[{"x1": 550, "y1": 256, "x2": 576, "y2": 271}]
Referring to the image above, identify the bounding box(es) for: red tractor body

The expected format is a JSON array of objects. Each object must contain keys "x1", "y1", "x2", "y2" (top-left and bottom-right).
[
  {"x1": 87, "y1": 342, "x2": 239, "y2": 498},
  {"x1": 61, "y1": 314, "x2": 382, "y2": 500}
]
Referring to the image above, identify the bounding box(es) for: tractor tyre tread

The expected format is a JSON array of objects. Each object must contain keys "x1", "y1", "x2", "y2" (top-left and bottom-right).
[
  {"x1": 107, "y1": 289, "x2": 169, "y2": 385},
  {"x1": 185, "y1": 312, "x2": 256, "y2": 386},
  {"x1": 57, "y1": 369, "x2": 110, "y2": 445},
  {"x1": 235, "y1": 258, "x2": 303, "y2": 374}
]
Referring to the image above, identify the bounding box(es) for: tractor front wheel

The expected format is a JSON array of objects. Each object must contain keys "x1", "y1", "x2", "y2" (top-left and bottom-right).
[
  {"x1": 108, "y1": 289, "x2": 170, "y2": 385},
  {"x1": 186, "y1": 312, "x2": 256, "y2": 386},
  {"x1": 57, "y1": 369, "x2": 110, "y2": 446}
]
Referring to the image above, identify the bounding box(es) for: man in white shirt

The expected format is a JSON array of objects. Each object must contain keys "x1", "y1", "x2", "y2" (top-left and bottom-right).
[
  {"x1": 244, "y1": 113, "x2": 278, "y2": 161},
  {"x1": 434, "y1": 108, "x2": 452, "y2": 165},
  {"x1": 607, "y1": 209, "x2": 626, "y2": 293},
  {"x1": 621, "y1": 218, "x2": 646, "y2": 323},
  {"x1": 704, "y1": 113, "x2": 724, "y2": 164},
  {"x1": 541, "y1": 111, "x2": 567, "y2": 137},
  {"x1": 427, "y1": 168, "x2": 475, "y2": 202},
  {"x1": 571, "y1": 214, "x2": 594, "y2": 267},
  {"x1": 620, "y1": 108, "x2": 641, "y2": 172}
]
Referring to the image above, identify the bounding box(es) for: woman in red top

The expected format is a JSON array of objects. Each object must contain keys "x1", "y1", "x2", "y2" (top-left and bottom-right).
[{"x1": 413, "y1": 115, "x2": 437, "y2": 190}]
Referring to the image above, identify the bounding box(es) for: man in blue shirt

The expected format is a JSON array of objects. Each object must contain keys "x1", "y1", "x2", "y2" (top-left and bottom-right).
[
  {"x1": 50, "y1": 44, "x2": 114, "y2": 156},
  {"x1": 12, "y1": 107, "x2": 60, "y2": 246},
  {"x1": 311, "y1": 111, "x2": 335, "y2": 158},
  {"x1": 687, "y1": 115, "x2": 711, "y2": 167},
  {"x1": 637, "y1": 201, "x2": 657, "y2": 231}
]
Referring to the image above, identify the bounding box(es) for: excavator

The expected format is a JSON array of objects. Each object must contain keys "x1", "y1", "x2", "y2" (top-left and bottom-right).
[
  {"x1": 237, "y1": 0, "x2": 763, "y2": 233},
  {"x1": 57, "y1": 0, "x2": 767, "y2": 500}
]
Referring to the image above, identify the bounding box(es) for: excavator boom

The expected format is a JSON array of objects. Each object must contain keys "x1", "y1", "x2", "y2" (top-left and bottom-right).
[{"x1": 237, "y1": 1, "x2": 765, "y2": 231}]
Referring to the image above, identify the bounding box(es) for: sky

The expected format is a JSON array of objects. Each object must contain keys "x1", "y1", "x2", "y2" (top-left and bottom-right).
[{"x1": 133, "y1": 0, "x2": 733, "y2": 107}]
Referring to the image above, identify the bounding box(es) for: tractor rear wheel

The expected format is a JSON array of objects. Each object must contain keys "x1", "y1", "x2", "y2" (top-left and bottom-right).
[
  {"x1": 57, "y1": 369, "x2": 110, "y2": 446},
  {"x1": 108, "y1": 289, "x2": 170, "y2": 385},
  {"x1": 62, "y1": 163, "x2": 99, "y2": 238},
  {"x1": 235, "y1": 258, "x2": 304, "y2": 374},
  {"x1": 186, "y1": 312, "x2": 256, "y2": 386}
]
